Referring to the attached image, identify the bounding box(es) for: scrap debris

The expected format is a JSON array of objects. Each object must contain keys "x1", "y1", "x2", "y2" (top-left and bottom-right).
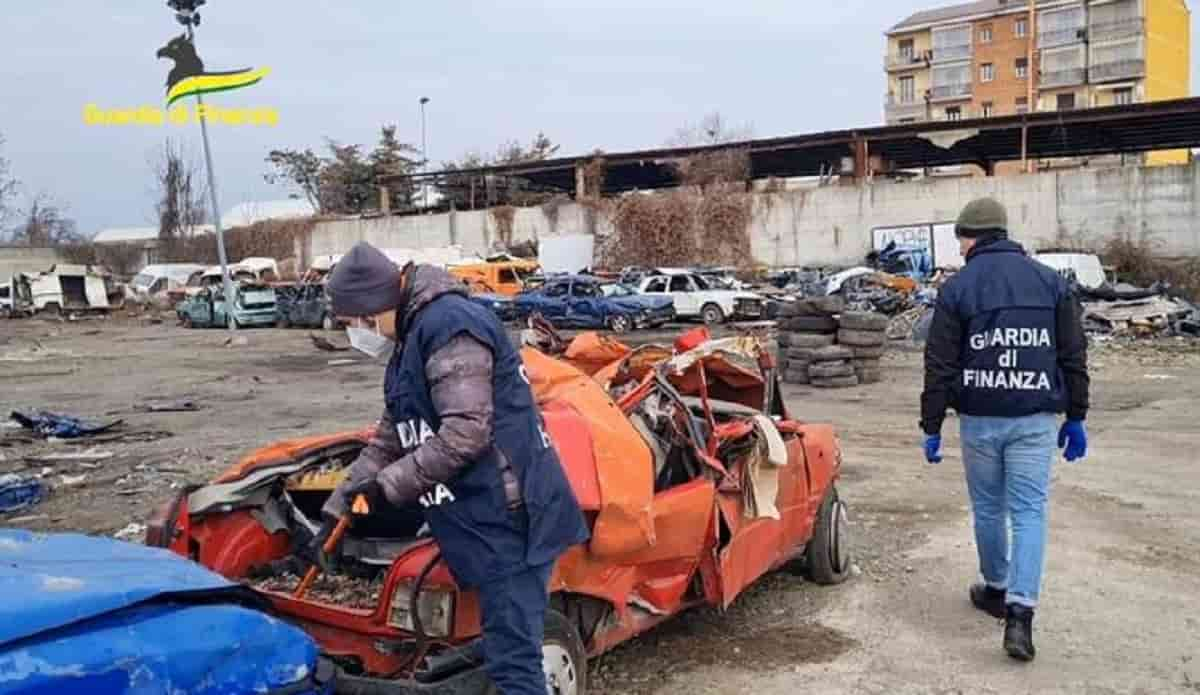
[
  {"x1": 10, "y1": 411, "x2": 123, "y2": 440},
  {"x1": 310, "y1": 333, "x2": 350, "y2": 352},
  {"x1": 134, "y1": 400, "x2": 200, "y2": 413},
  {"x1": 251, "y1": 572, "x2": 383, "y2": 610},
  {"x1": 0, "y1": 475, "x2": 46, "y2": 514}
]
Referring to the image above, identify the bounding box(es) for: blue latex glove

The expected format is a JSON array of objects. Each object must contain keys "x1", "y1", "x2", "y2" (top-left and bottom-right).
[
  {"x1": 923, "y1": 434, "x2": 943, "y2": 464},
  {"x1": 1058, "y1": 420, "x2": 1088, "y2": 462}
]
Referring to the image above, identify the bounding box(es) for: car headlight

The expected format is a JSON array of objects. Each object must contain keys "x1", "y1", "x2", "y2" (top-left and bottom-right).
[{"x1": 388, "y1": 582, "x2": 455, "y2": 638}]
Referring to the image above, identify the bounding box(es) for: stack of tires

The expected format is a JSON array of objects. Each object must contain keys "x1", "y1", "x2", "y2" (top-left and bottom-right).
[
  {"x1": 807, "y1": 345, "x2": 858, "y2": 389},
  {"x1": 836, "y1": 311, "x2": 888, "y2": 385},
  {"x1": 776, "y1": 296, "x2": 845, "y2": 385}
]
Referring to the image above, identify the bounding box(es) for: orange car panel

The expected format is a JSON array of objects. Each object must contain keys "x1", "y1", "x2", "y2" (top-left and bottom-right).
[{"x1": 521, "y1": 346, "x2": 656, "y2": 558}]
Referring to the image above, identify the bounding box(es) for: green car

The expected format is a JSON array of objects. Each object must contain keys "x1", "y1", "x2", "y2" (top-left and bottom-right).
[{"x1": 177, "y1": 283, "x2": 278, "y2": 329}]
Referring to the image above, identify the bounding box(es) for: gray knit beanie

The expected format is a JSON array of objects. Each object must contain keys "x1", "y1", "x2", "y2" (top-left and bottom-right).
[
  {"x1": 955, "y1": 197, "x2": 1008, "y2": 239},
  {"x1": 327, "y1": 242, "x2": 404, "y2": 317}
]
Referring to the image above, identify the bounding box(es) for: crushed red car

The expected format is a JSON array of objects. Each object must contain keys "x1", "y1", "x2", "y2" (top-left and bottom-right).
[{"x1": 146, "y1": 327, "x2": 851, "y2": 694}]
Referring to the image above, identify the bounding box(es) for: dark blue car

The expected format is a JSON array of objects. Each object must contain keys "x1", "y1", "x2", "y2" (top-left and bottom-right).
[{"x1": 511, "y1": 275, "x2": 674, "y2": 333}]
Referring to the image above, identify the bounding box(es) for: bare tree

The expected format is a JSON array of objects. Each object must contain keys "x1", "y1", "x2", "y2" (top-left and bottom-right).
[
  {"x1": 11, "y1": 194, "x2": 82, "y2": 246},
  {"x1": 666, "y1": 112, "x2": 755, "y2": 147},
  {"x1": 0, "y1": 134, "x2": 18, "y2": 228},
  {"x1": 150, "y1": 139, "x2": 208, "y2": 250}
]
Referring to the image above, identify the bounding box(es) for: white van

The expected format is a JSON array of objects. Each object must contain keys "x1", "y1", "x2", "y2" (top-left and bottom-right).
[
  {"x1": 1, "y1": 274, "x2": 34, "y2": 318},
  {"x1": 28, "y1": 265, "x2": 120, "y2": 315},
  {"x1": 1033, "y1": 253, "x2": 1110, "y2": 289},
  {"x1": 131, "y1": 264, "x2": 207, "y2": 297}
]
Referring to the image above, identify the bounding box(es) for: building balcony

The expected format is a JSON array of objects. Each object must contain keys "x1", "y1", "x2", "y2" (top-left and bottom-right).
[
  {"x1": 1090, "y1": 59, "x2": 1145, "y2": 82},
  {"x1": 1038, "y1": 27, "x2": 1086, "y2": 49},
  {"x1": 930, "y1": 44, "x2": 972, "y2": 63},
  {"x1": 1039, "y1": 67, "x2": 1087, "y2": 88},
  {"x1": 929, "y1": 83, "x2": 972, "y2": 101},
  {"x1": 885, "y1": 96, "x2": 929, "y2": 123},
  {"x1": 1089, "y1": 18, "x2": 1144, "y2": 43},
  {"x1": 886, "y1": 52, "x2": 930, "y2": 71}
]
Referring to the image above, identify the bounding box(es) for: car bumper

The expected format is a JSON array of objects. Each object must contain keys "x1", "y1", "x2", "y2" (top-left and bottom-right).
[
  {"x1": 233, "y1": 310, "x2": 279, "y2": 326},
  {"x1": 331, "y1": 658, "x2": 489, "y2": 695}
]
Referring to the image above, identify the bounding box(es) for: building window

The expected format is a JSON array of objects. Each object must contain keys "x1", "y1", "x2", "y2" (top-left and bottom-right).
[
  {"x1": 980, "y1": 63, "x2": 995, "y2": 82},
  {"x1": 898, "y1": 76, "x2": 916, "y2": 102},
  {"x1": 946, "y1": 106, "x2": 962, "y2": 121},
  {"x1": 982, "y1": 101, "x2": 994, "y2": 117},
  {"x1": 899, "y1": 38, "x2": 914, "y2": 59},
  {"x1": 1015, "y1": 18, "x2": 1028, "y2": 38},
  {"x1": 1016, "y1": 96, "x2": 1029, "y2": 114},
  {"x1": 979, "y1": 25, "x2": 993, "y2": 43},
  {"x1": 1057, "y1": 93, "x2": 1076, "y2": 111},
  {"x1": 1015, "y1": 57, "x2": 1028, "y2": 79},
  {"x1": 1113, "y1": 87, "x2": 1134, "y2": 105}
]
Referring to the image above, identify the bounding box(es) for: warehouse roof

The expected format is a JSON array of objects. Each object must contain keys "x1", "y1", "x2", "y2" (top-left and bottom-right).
[{"x1": 384, "y1": 97, "x2": 1200, "y2": 196}]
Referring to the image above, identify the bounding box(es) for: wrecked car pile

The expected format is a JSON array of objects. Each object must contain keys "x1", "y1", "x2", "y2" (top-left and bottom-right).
[{"x1": 142, "y1": 325, "x2": 850, "y2": 693}]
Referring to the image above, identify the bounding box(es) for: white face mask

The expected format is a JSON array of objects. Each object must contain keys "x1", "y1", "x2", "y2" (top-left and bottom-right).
[{"x1": 346, "y1": 324, "x2": 395, "y2": 360}]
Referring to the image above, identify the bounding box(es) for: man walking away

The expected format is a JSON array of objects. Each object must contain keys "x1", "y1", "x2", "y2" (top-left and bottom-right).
[{"x1": 920, "y1": 197, "x2": 1090, "y2": 662}]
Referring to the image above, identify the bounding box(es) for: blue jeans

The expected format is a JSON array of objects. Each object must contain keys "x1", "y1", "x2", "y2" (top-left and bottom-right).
[
  {"x1": 479, "y1": 561, "x2": 554, "y2": 695},
  {"x1": 960, "y1": 413, "x2": 1057, "y2": 608}
]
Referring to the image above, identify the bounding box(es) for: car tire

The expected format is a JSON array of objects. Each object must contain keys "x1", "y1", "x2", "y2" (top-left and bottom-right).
[
  {"x1": 701, "y1": 303, "x2": 725, "y2": 325},
  {"x1": 786, "y1": 347, "x2": 817, "y2": 362},
  {"x1": 837, "y1": 329, "x2": 886, "y2": 347},
  {"x1": 787, "y1": 296, "x2": 846, "y2": 317},
  {"x1": 42, "y1": 302, "x2": 62, "y2": 317},
  {"x1": 810, "y1": 375, "x2": 860, "y2": 389},
  {"x1": 837, "y1": 311, "x2": 889, "y2": 332},
  {"x1": 276, "y1": 316, "x2": 291, "y2": 329},
  {"x1": 808, "y1": 345, "x2": 854, "y2": 363},
  {"x1": 784, "y1": 366, "x2": 811, "y2": 384},
  {"x1": 322, "y1": 314, "x2": 336, "y2": 332},
  {"x1": 781, "y1": 315, "x2": 837, "y2": 333},
  {"x1": 805, "y1": 485, "x2": 852, "y2": 585},
  {"x1": 607, "y1": 314, "x2": 632, "y2": 334},
  {"x1": 784, "y1": 333, "x2": 837, "y2": 349},
  {"x1": 856, "y1": 368, "x2": 883, "y2": 384},
  {"x1": 483, "y1": 609, "x2": 586, "y2": 695},
  {"x1": 850, "y1": 345, "x2": 886, "y2": 359},
  {"x1": 809, "y1": 361, "x2": 854, "y2": 379}
]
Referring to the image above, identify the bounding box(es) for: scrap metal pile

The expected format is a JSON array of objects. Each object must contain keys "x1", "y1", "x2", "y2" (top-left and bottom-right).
[{"x1": 1078, "y1": 282, "x2": 1199, "y2": 339}]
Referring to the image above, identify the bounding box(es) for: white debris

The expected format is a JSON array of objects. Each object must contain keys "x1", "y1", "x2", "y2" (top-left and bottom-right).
[{"x1": 113, "y1": 523, "x2": 147, "y2": 541}]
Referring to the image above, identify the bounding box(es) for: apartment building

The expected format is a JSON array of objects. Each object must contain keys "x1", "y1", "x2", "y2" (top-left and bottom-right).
[{"x1": 884, "y1": 0, "x2": 1190, "y2": 163}]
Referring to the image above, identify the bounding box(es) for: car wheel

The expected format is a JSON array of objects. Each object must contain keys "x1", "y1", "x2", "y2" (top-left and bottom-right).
[
  {"x1": 276, "y1": 316, "x2": 291, "y2": 329},
  {"x1": 805, "y1": 485, "x2": 852, "y2": 585},
  {"x1": 42, "y1": 302, "x2": 62, "y2": 318},
  {"x1": 701, "y1": 303, "x2": 725, "y2": 325},
  {"x1": 607, "y1": 314, "x2": 632, "y2": 334},
  {"x1": 322, "y1": 314, "x2": 336, "y2": 331},
  {"x1": 483, "y1": 609, "x2": 586, "y2": 695}
]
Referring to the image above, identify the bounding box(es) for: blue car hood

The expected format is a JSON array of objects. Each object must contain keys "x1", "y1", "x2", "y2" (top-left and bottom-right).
[
  {"x1": 0, "y1": 530, "x2": 325, "y2": 695},
  {"x1": 0, "y1": 530, "x2": 240, "y2": 646}
]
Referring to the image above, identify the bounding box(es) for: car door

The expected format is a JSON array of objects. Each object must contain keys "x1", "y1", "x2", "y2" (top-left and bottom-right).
[
  {"x1": 668, "y1": 275, "x2": 700, "y2": 317},
  {"x1": 566, "y1": 280, "x2": 605, "y2": 328},
  {"x1": 530, "y1": 282, "x2": 569, "y2": 323}
]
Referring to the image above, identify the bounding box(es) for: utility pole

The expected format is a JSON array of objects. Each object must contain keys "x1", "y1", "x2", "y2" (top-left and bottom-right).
[
  {"x1": 167, "y1": 0, "x2": 236, "y2": 332},
  {"x1": 420, "y1": 96, "x2": 430, "y2": 211}
]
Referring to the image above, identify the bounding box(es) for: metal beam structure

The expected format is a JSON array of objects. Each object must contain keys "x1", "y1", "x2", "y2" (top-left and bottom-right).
[{"x1": 383, "y1": 97, "x2": 1200, "y2": 196}]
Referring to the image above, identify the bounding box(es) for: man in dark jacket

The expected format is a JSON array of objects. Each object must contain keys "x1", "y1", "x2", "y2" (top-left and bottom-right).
[
  {"x1": 921, "y1": 198, "x2": 1089, "y2": 662},
  {"x1": 318, "y1": 242, "x2": 589, "y2": 695}
]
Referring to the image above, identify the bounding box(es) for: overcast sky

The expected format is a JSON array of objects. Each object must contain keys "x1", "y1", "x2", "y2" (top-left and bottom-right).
[{"x1": 1, "y1": 1, "x2": 1197, "y2": 236}]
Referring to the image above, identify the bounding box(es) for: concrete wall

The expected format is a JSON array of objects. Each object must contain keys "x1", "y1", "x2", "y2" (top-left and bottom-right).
[
  {"x1": 303, "y1": 161, "x2": 1200, "y2": 270},
  {"x1": 0, "y1": 247, "x2": 65, "y2": 279}
]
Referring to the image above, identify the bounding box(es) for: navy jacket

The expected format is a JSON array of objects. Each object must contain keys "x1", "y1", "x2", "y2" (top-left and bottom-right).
[
  {"x1": 385, "y1": 292, "x2": 589, "y2": 588},
  {"x1": 921, "y1": 238, "x2": 1089, "y2": 435}
]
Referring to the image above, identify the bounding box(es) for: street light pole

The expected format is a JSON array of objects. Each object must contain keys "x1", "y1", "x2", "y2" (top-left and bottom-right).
[
  {"x1": 419, "y1": 96, "x2": 430, "y2": 211},
  {"x1": 169, "y1": 0, "x2": 236, "y2": 333}
]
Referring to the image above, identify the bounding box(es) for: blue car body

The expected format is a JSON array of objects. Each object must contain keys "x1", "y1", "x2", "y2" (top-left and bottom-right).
[
  {"x1": 512, "y1": 275, "x2": 675, "y2": 331},
  {"x1": 469, "y1": 292, "x2": 521, "y2": 323},
  {"x1": 0, "y1": 529, "x2": 333, "y2": 695}
]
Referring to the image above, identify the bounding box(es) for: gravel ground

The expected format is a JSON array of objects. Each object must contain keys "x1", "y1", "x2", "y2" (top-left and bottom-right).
[{"x1": 3, "y1": 318, "x2": 1199, "y2": 693}]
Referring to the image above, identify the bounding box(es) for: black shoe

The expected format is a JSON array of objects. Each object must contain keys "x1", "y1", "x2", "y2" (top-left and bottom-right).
[
  {"x1": 970, "y1": 584, "x2": 1007, "y2": 619},
  {"x1": 1004, "y1": 604, "x2": 1036, "y2": 662}
]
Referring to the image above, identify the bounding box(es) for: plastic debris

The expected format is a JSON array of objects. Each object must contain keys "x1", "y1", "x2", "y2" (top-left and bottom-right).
[
  {"x1": 10, "y1": 411, "x2": 123, "y2": 440},
  {"x1": 113, "y1": 523, "x2": 147, "y2": 541},
  {"x1": 0, "y1": 475, "x2": 46, "y2": 514}
]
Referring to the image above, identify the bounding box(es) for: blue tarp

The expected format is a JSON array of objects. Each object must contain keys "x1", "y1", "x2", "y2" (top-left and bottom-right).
[{"x1": 0, "y1": 530, "x2": 328, "y2": 695}]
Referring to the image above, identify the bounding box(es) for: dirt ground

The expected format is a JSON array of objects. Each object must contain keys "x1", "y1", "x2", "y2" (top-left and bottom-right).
[{"x1": 3, "y1": 318, "x2": 1200, "y2": 694}]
